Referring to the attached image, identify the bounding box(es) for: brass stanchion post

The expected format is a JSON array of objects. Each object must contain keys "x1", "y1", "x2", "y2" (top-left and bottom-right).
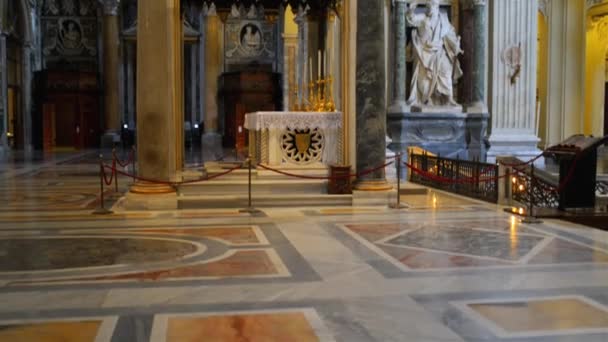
[
  {"x1": 522, "y1": 164, "x2": 542, "y2": 224},
  {"x1": 240, "y1": 156, "x2": 261, "y2": 214},
  {"x1": 93, "y1": 154, "x2": 113, "y2": 215},
  {"x1": 390, "y1": 153, "x2": 407, "y2": 209}
]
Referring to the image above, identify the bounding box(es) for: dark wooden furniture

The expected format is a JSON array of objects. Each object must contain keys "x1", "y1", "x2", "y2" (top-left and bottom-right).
[
  {"x1": 36, "y1": 70, "x2": 100, "y2": 150},
  {"x1": 545, "y1": 135, "x2": 606, "y2": 210},
  {"x1": 218, "y1": 71, "x2": 282, "y2": 148},
  {"x1": 328, "y1": 165, "x2": 353, "y2": 194}
]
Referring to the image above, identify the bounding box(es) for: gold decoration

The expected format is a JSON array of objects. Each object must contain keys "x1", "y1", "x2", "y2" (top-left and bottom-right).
[{"x1": 295, "y1": 133, "x2": 312, "y2": 154}]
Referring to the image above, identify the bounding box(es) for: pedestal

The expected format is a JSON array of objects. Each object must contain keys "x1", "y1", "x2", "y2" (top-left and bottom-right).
[
  {"x1": 388, "y1": 112, "x2": 469, "y2": 159},
  {"x1": 388, "y1": 111, "x2": 490, "y2": 178},
  {"x1": 487, "y1": 133, "x2": 543, "y2": 166}
]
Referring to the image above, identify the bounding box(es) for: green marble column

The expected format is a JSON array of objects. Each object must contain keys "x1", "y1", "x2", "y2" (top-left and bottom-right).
[
  {"x1": 355, "y1": 0, "x2": 390, "y2": 190},
  {"x1": 389, "y1": 0, "x2": 407, "y2": 113},
  {"x1": 461, "y1": 0, "x2": 487, "y2": 111}
]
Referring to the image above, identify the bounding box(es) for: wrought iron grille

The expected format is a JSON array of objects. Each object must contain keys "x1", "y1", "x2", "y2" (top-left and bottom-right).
[
  {"x1": 409, "y1": 153, "x2": 499, "y2": 203},
  {"x1": 511, "y1": 167, "x2": 560, "y2": 208}
]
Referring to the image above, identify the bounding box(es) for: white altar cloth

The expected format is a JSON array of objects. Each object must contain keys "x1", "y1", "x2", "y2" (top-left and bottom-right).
[
  {"x1": 244, "y1": 111, "x2": 343, "y2": 167},
  {"x1": 244, "y1": 111, "x2": 342, "y2": 131}
]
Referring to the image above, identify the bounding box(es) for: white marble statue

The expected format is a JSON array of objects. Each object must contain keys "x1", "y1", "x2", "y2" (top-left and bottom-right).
[{"x1": 406, "y1": 0, "x2": 463, "y2": 109}]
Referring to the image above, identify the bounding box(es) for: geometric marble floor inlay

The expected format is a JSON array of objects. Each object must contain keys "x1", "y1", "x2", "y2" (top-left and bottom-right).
[
  {"x1": 457, "y1": 296, "x2": 608, "y2": 338},
  {"x1": 385, "y1": 227, "x2": 545, "y2": 261},
  {"x1": 0, "y1": 321, "x2": 103, "y2": 341},
  {"x1": 337, "y1": 218, "x2": 608, "y2": 272},
  {"x1": 1, "y1": 150, "x2": 608, "y2": 341},
  {"x1": 152, "y1": 309, "x2": 334, "y2": 342}
]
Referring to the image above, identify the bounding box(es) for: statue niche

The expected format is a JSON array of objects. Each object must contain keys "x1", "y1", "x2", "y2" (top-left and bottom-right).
[{"x1": 406, "y1": 0, "x2": 463, "y2": 112}]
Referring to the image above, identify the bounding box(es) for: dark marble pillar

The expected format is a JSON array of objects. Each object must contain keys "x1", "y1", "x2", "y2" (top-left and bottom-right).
[
  {"x1": 389, "y1": 0, "x2": 407, "y2": 113},
  {"x1": 21, "y1": 44, "x2": 33, "y2": 152},
  {"x1": 0, "y1": 34, "x2": 6, "y2": 150},
  {"x1": 355, "y1": 0, "x2": 390, "y2": 190},
  {"x1": 460, "y1": 0, "x2": 487, "y2": 111}
]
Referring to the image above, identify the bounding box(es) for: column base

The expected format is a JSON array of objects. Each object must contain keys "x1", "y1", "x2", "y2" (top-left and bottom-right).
[
  {"x1": 487, "y1": 133, "x2": 544, "y2": 167},
  {"x1": 120, "y1": 181, "x2": 177, "y2": 210},
  {"x1": 202, "y1": 132, "x2": 224, "y2": 161},
  {"x1": 354, "y1": 180, "x2": 393, "y2": 191},
  {"x1": 388, "y1": 101, "x2": 410, "y2": 114},
  {"x1": 353, "y1": 186, "x2": 398, "y2": 207},
  {"x1": 130, "y1": 181, "x2": 176, "y2": 195}
]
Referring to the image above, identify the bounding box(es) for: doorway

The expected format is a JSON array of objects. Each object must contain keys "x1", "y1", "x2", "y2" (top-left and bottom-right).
[{"x1": 7, "y1": 87, "x2": 20, "y2": 149}]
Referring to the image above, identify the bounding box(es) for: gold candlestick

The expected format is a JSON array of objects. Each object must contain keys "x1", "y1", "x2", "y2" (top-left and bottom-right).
[
  {"x1": 307, "y1": 81, "x2": 316, "y2": 112},
  {"x1": 326, "y1": 76, "x2": 336, "y2": 112},
  {"x1": 316, "y1": 79, "x2": 325, "y2": 112}
]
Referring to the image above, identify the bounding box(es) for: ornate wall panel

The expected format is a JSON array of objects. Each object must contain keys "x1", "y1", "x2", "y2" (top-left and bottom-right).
[
  {"x1": 224, "y1": 5, "x2": 278, "y2": 71},
  {"x1": 41, "y1": 0, "x2": 98, "y2": 68}
]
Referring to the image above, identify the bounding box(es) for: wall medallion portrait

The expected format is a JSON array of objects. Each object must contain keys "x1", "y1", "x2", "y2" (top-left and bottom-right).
[
  {"x1": 57, "y1": 18, "x2": 83, "y2": 55},
  {"x1": 225, "y1": 19, "x2": 276, "y2": 62},
  {"x1": 240, "y1": 23, "x2": 262, "y2": 54}
]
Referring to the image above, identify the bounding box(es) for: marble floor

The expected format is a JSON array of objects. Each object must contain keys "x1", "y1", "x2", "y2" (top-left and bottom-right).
[{"x1": 1, "y1": 151, "x2": 608, "y2": 341}]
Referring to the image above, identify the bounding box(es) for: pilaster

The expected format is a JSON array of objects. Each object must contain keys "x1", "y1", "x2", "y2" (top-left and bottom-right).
[
  {"x1": 0, "y1": 34, "x2": 6, "y2": 153},
  {"x1": 487, "y1": 0, "x2": 542, "y2": 164},
  {"x1": 21, "y1": 43, "x2": 33, "y2": 152},
  {"x1": 460, "y1": 0, "x2": 488, "y2": 112},
  {"x1": 100, "y1": 0, "x2": 121, "y2": 147},
  {"x1": 202, "y1": 3, "x2": 223, "y2": 161},
  {"x1": 388, "y1": 0, "x2": 407, "y2": 113},
  {"x1": 294, "y1": 5, "x2": 309, "y2": 103}
]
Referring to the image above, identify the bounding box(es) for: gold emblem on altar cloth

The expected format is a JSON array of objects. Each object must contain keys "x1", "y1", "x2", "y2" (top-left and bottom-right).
[{"x1": 295, "y1": 133, "x2": 312, "y2": 154}]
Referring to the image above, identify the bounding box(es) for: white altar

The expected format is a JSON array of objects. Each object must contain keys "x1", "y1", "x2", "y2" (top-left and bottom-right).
[{"x1": 244, "y1": 111, "x2": 343, "y2": 167}]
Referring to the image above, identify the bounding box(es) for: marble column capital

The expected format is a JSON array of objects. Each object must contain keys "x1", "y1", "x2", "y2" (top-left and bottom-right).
[
  {"x1": 99, "y1": 0, "x2": 120, "y2": 16},
  {"x1": 461, "y1": 0, "x2": 487, "y2": 10}
]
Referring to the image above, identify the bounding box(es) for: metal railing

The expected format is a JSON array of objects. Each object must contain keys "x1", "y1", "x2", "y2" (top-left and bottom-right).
[
  {"x1": 510, "y1": 165, "x2": 560, "y2": 209},
  {"x1": 409, "y1": 152, "x2": 499, "y2": 203}
]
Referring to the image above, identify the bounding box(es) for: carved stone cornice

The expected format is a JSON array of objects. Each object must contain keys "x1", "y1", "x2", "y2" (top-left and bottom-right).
[
  {"x1": 99, "y1": 0, "x2": 120, "y2": 16},
  {"x1": 460, "y1": 0, "x2": 487, "y2": 10},
  {"x1": 588, "y1": 0, "x2": 605, "y2": 9},
  {"x1": 589, "y1": 14, "x2": 608, "y2": 45}
]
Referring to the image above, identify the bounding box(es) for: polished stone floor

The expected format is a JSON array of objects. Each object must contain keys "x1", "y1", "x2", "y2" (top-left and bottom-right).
[{"x1": 1, "y1": 150, "x2": 608, "y2": 341}]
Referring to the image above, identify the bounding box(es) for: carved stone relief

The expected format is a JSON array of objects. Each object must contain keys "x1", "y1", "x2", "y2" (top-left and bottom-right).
[
  {"x1": 224, "y1": 4, "x2": 277, "y2": 67},
  {"x1": 41, "y1": 0, "x2": 98, "y2": 65}
]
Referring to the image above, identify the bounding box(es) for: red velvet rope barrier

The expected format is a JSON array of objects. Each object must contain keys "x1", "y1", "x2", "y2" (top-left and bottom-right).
[
  {"x1": 257, "y1": 160, "x2": 395, "y2": 180},
  {"x1": 103, "y1": 163, "x2": 242, "y2": 186},
  {"x1": 101, "y1": 160, "x2": 116, "y2": 186},
  {"x1": 113, "y1": 149, "x2": 135, "y2": 168}
]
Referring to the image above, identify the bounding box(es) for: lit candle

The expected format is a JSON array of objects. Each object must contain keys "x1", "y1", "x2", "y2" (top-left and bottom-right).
[
  {"x1": 324, "y1": 51, "x2": 327, "y2": 78},
  {"x1": 318, "y1": 50, "x2": 321, "y2": 79},
  {"x1": 329, "y1": 48, "x2": 333, "y2": 77},
  {"x1": 309, "y1": 57, "x2": 313, "y2": 83}
]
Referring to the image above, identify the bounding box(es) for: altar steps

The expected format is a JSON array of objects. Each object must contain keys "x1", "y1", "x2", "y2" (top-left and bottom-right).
[
  {"x1": 178, "y1": 194, "x2": 352, "y2": 209},
  {"x1": 177, "y1": 162, "x2": 353, "y2": 208}
]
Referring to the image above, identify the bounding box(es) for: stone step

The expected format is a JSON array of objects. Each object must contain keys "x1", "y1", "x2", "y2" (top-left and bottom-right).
[
  {"x1": 178, "y1": 179, "x2": 329, "y2": 196},
  {"x1": 178, "y1": 194, "x2": 352, "y2": 209}
]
